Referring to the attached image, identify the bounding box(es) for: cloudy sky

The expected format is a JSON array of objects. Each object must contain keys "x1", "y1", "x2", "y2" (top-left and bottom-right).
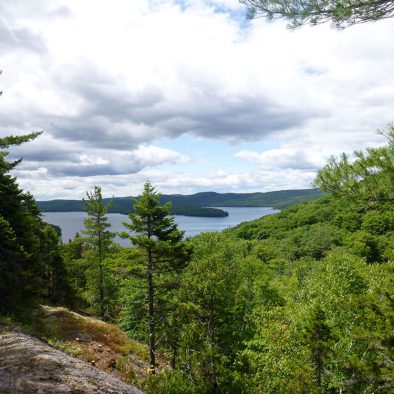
[{"x1": 1, "y1": 0, "x2": 393, "y2": 200}]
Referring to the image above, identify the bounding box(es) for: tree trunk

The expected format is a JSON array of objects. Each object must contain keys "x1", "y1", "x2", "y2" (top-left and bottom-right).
[
  {"x1": 147, "y1": 248, "x2": 156, "y2": 374},
  {"x1": 171, "y1": 344, "x2": 177, "y2": 369},
  {"x1": 208, "y1": 296, "x2": 217, "y2": 394},
  {"x1": 98, "y1": 230, "x2": 104, "y2": 320},
  {"x1": 315, "y1": 350, "x2": 323, "y2": 388},
  {"x1": 99, "y1": 260, "x2": 104, "y2": 320}
]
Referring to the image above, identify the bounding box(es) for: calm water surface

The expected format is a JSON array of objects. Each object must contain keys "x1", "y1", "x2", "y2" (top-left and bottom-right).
[{"x1": 43, "y1": 207, "x2": 279, "y2": 247}]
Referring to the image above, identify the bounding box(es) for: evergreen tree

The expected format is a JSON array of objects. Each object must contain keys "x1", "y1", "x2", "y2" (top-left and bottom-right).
[
  {"x1": 303, "y1": 304, "x2": 335, "y2": 389},
  {"x1": 38, "y1": 224, "x2": 68, "y2": 304},
  {"x1": 82, "y1": 186, "x2": 114, "y2": 320},
  {"x1": 177, "y1": 233, "x2": 260, "y2": 392},
  {"x1": 240, "y1": 0, "x2": 394, "y2": 29},
  {"x1": 0, "y1": 216, "x2": 25, "y2": 312},
  {"x1": 0, "y1": 131, "x2": 43, "y2": 312},
  {"x1": 60, "y1": 233, "x2": 89, "y2": 310},
  {"x1": 122, "y1": 182, "x2": 190, "y2": 374},
  {"x1": 314, "y1": 126, "x2": 394, "y2": 206}
]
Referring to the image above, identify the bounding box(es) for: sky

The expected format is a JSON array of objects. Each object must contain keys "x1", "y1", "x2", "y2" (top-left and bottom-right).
[{"x1": 1, "y1": 0, "x2": 393, "y2": 200}]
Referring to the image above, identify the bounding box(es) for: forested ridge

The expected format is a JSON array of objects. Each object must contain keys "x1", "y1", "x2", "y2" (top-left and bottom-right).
[
  {"x1": 36, "y1": 188, "x2": 324, "y2": 216},
  {"x1": 0, "y1": 128, "x2": 393, "y2": 393},
  {"x1": 37, "y1": 198, "x2": 229, "y2": 218}
]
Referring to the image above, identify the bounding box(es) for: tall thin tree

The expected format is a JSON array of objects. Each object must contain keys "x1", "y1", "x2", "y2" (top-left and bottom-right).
[
  {"x1": 123, "y1": 182, "x2": 190, "y2": 373},
  {"x1": 82, "y1": 186, "x2": 114, "y2": 320}
]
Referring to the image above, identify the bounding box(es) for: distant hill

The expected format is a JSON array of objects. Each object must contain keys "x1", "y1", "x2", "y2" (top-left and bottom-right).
[
  {"x1": 37, "y1": 189, "x2": 325, "y2": 217},
  {"x1": 158, "y1": 189, "x2": 325, "y2": 209}
]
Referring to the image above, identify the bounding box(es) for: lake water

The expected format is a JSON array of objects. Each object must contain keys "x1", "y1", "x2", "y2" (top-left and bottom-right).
[{"x1": 43, "y1": 207, "x2": 279, "y2": 247}]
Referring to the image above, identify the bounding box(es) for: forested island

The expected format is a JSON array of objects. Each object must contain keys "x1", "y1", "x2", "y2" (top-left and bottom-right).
[
  {"x1": 1, "y1": 128, "x2": 393, "y2": 393},
  {"x1": 37, "y1": 199, "x2": 229, "y2": 218}
]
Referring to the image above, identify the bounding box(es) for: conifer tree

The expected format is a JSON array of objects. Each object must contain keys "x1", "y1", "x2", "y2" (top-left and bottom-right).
[
  {"x1": 82, "y1": 186, "x2": 114, "y2": 320},
  {"x1": 314, "y1": 126, "x2": 394, "y2": 205},
  {"x1": 1, "y1": 75, "x2": 67, "y2": 311},
  {"x1": 122, "y1": 182, "x2": 190, "y2": 374},
  {"x1": 303, "y1": 304, "x2": 334, "y2": 388},
  {"x1": 38, "y1": 224, "x2": 68, "y2": 304},
  {"x1": 240, "y1": 0, "x2": 394, "y2": 29},
  {"x1": 0, "y1": 131, "x2": 43, "y2": 312}
]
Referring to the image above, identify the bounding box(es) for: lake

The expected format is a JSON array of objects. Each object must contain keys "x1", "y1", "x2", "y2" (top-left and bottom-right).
[{"x1": 43, "y1": 207, "x2": 279, "y2": 247}]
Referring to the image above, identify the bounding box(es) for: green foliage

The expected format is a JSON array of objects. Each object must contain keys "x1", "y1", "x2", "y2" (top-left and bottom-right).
[
  {"x1": 122, "y1": 182, "x2": 191, "y2": 373},
  {"x1": 242, "y1": 251, "x2": 393, "y2": 392},
  {"x1": 0, "y1": 215, "x2": 25, "y2": 311},
  {"x1": 82, "y1": 186, "x2": 114, "y2": 252},
  {"x1": 240, "y1": 0, "x2": 394, "y2": 29},
  {"x1": 343, "y1": 230, "x2": 381, "y2": 263},
  {"x1": 0, "y1": 132, "x2": 42, "y2": 171},
  {"x1": 61, "y1": 187, "x2": 118, "y2": 320},
  {"x1": 144, "y1": 370, "x2": 200, "y2": 394},
  {"x1": 315, "y1": 127, "x2": 394, "y2": 206},
  {"x1": 171, "y1": 206, "x2": 228, "y2": 217},
  {"x1": 82, "y1": 187, "x2": 116, "y2": 320},
  {"x1": 163, "y1": 132, "x2": 393, "y2": 393},
  {"x1": 0, "y1": 131, "x2": 67, "y2": 312},
  {"x1": 38, "y1": 224, "x2": 69, "y2": 304},
  {"x1": 164, "y1": 233, "x2": 280, "y2": 392},
  {"x1": 224, "y1": 192, "x2": 392, "y2": 389},
  {"x1": 37, "y1": 198, "x2": 229, "y2": 217},
  {"x1": 361, "y1": 210, "x2": 394, "y2": 235}
]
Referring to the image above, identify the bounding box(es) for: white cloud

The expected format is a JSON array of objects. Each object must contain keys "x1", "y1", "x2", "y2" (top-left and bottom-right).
[
  {"x1": 1, "y1": 0, "x2": 393, "y2": 197},
  {"x1": 235, "y1": 147, "x2": 324, "y2": 170},
  {"x1": 17, "y1": 166, "x2": 316, "y2": 201},
  {"x1": 11, "y1": 134, "x2": 187, "y2": 177}
]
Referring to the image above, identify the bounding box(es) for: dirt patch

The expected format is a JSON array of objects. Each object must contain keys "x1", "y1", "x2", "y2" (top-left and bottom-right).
[{"x1": 11, "y1": 305, "x2": 168, "y2": 387}]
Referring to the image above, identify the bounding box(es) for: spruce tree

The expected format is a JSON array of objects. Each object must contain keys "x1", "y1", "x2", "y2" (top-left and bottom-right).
[
  {"x1": 0, "y1": 132, "x2": 43, "y2": 312},
  {"x1": 82, "y1": 186, "x2": 114, "y2": 320},
  {"x1": 122, "y1": 182, "x2": 190, "y2": 374}
]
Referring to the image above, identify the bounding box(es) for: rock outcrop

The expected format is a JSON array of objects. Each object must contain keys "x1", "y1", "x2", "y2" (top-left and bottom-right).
[{"x1": 0, "y1": 323, "x2": 143, "y2": 394}]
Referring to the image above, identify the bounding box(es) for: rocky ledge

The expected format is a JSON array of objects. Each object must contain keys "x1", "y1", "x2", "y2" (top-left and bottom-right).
[{"x1": 0, "y1": 323, "x2": 143, "y2": 394}]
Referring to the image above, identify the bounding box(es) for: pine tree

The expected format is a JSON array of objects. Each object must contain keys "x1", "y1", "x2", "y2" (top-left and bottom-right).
[
  {"x1": 314, "y1": 126, "x2": 394, "y2": 206},
  {"x1": 122, "y1": 182, "x2": 191, "y2": 374},
  {"x1": 82, "y1": 186, "x2": 114, "y2": 320},
  {"x1": 240, "y1": 0, "x2": 394, "y2": 29}
]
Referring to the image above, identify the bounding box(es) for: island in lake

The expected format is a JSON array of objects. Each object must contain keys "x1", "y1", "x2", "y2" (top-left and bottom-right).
[{"x1": 37, "y1": 188, "x2": 324, "y2": 217}]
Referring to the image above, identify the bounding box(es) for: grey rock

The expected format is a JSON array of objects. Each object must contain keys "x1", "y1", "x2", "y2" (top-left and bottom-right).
[{"x1": 0, "y1": 324, "x2": 143, "y2": 394}]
